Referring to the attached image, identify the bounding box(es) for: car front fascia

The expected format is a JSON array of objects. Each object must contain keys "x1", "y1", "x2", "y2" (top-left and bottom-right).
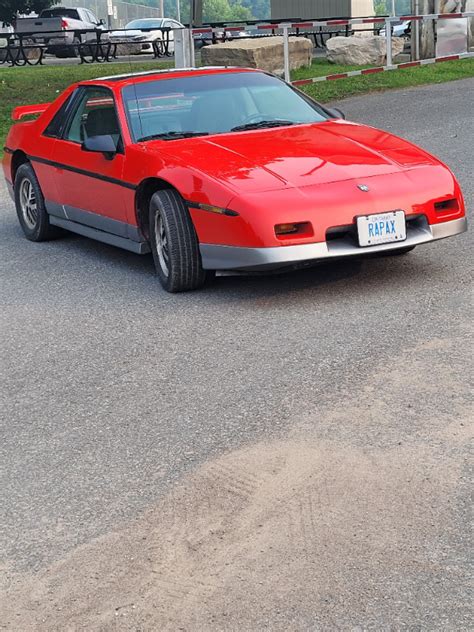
[{"x1": 199, "y1": 216, "x2": 467, "y2": 271}]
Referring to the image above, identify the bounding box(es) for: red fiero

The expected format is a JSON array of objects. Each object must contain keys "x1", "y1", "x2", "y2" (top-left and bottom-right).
[{"x1": 2, "y1": 67, "x2": 467, "y2": 292}]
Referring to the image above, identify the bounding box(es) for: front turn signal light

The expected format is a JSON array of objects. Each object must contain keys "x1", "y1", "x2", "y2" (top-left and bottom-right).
[
  {"x1": 275, "y1": 222, "x2": 313, "y2": 238},
  {"x1": 434, "y1": 199, "x2": 459, "y2": 213}
]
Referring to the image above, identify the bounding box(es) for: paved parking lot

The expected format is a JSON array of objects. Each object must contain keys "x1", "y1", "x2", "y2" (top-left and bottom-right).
[{"x1": 1, "y1": 79, "x2": 472, "y2": 629}]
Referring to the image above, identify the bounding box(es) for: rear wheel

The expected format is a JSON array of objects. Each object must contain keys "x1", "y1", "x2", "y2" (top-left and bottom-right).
[
  {"x1": 149, "y1": 189, "x2": 212, "y2": 292},
  {"x1": 14, "y1": 163, "x2": 61, "y2": 241}
]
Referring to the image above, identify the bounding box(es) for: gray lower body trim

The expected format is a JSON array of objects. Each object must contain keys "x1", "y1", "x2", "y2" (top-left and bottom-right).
[
  {"x1": 46, "y1": 201, "x2": 145, "y2": 243},
  {"x1": 49, "y1": 216, "x2": 151, "y2": 255},
  {"x1": 200, "y1": 216, "x2": 467, "y2": 271}
]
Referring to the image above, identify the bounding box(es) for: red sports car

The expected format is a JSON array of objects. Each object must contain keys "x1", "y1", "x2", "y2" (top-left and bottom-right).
[{"x1": 2, "y1": 67, "x2": 467, "y2": 292}]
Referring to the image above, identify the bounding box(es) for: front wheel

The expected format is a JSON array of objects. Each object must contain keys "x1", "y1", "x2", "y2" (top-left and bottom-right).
[
  {"x1": 149, "y1": 189, "x2": 212, "y2": 292},
  {"x1": 14, "y1": 163, "x2": 61, "y2": 241}
]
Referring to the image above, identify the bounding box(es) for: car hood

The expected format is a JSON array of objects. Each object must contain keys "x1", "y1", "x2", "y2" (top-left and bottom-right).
[{"x1": 150, "y1": 120, "x2": 440, "y2": 194}]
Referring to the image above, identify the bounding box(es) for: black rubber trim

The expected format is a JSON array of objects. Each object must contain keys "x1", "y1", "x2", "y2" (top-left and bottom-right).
[
  {"x1": 27, "y1": 154, "x2": 137, "y2": 190},
  {"x1": 45, "y1": 199, "x2": 145, "y2": 243},
  {"x1": 185, "y1": 199, "x2": 239, "y2": 217},
  {"x1": 3, "y1": 147, "x2": 14, "y2": 154},
  {"x1": 49, "y1": 215, "x2": 151, "y2": 254}
]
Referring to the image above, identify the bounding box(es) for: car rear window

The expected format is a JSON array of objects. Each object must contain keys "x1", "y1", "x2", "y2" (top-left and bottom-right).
[{"x1": 40, "y1": 8, "x2": 80, "y2": 19}]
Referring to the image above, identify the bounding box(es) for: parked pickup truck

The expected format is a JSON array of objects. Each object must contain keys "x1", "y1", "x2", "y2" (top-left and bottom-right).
[{"x1": 15, "y1": 7, "x2": 107, "y2": 58}]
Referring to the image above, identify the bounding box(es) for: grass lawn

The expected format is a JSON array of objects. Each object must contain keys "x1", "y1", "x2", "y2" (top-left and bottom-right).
[
  {"x1": 0, "y1": 60, "x2": 172, "y2": 154},
  {"x1": 1, "y1": 57, "x2": 473, "y2": 154},
  {"x1": 294, "y1": 57, "x2": 474, "y2": 102}
]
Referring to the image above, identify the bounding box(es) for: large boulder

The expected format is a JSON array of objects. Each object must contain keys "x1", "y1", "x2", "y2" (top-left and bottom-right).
[
  {"x1": 326, "y1": 35, "x2": 404, "y2": 66},
  {"x1": 201, "y1": 36, "x2": 313, "y2": 76},
  {"x1": 113, "y1": 42, "x2": 144, "y2": 56}
]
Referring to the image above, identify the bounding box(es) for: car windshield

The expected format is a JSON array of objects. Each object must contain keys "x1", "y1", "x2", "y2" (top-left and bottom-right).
[
  {"x1": 125, "y1": 19, "x2": 165, "y2": 29},
  {"x1": 122, "y1": 71, "x2": 330, "y2": 142}
]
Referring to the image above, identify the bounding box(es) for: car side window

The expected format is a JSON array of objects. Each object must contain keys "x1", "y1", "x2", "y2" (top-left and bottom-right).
[
  {"x1": 43, "y1": 90, "x2": 79, "y2": 139},
  {"x1": 63, "y1": 87, "x2": 121, "y2": 145},
  {"x1": 87, "y1": 10, "x2": 99, "y2": 25}
]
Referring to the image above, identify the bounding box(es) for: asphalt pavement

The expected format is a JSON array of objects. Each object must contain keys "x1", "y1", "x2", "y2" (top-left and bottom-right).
[{"x1": 1, "y1": 79, "x2": 472, "y2": 630}]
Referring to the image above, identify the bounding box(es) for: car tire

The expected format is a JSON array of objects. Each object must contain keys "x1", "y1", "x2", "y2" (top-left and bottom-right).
[
  {"x1": 149, "y1": 189, "x2": 211, "y2": 292},
  {"x1": 14, "y1": 163, "x2": 61, "y2": 241}
]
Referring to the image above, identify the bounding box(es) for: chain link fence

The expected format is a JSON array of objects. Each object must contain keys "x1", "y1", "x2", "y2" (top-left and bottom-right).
[{"x1": 60, "y1": 0, "x2": 162, "y2": 28}]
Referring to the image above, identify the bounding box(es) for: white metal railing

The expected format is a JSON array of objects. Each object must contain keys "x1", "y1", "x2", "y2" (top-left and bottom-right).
[{"x1": 186, "y1": 12, "x2": 474, "y2": 82}]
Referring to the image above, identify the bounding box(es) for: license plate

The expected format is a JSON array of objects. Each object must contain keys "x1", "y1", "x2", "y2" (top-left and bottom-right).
[{"x1": 357, "y1": 211, "x2": 406, "y2": 247}]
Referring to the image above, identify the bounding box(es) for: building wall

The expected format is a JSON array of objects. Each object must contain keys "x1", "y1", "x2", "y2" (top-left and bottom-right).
[
  {"x1": 270, "y1": 0, "x2": 375, "y2": 19},
  {"x1": 271, "y1": 0, "x2": 351, "y2": 19},
  {"x1": 351, "y1": 0, "x2": 376, "y2": 17}
]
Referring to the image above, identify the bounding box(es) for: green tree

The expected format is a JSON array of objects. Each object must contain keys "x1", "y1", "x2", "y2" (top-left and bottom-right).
[
  {"x1": 129, "y1": 0, "x2": 256, "y2": 24},
  {"x1": 201, "y1": 0, "x2": 252, "y2": 22},
  {"x1": 239, "y1": 0, "x2": 270, "y2": 19},
  {"x1": 374, "y1": 0, "x2": 412, "y2": 14},
  {"x1": 0, "y1": 0, "x2": 59, "y2": 25}
]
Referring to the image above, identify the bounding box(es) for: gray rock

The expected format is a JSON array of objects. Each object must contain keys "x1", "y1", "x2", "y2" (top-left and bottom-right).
[
  {"x1": 326, "y1": 35, "x2": 404, "y2": 66},
  {"x1": 201, "y1": 36, "x2": 313, "y2": 76},
  {"x1": 113, "y1": 42, "x2": 144, "y2": 56}
]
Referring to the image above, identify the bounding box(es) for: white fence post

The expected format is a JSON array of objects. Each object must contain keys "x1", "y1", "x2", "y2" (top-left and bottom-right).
[
  {"x1": 174, "y1": 28, "x2": 192, "y2": 68},
  {"x1": 385, "y1": 17, "x2": 393, "y2": 67},
  {"x1": 414, "y1": 0, "x2": 420, "y2": 60},
  {"x1": 283, "y1": 25, "x2": 290, "y2": 82},
  {"x1": 189, "y1": 28, "x2": 196, "y2": 67}
]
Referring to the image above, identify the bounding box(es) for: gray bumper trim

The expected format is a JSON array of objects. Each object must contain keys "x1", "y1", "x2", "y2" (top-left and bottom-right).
[{"x1": 200, "y1": 216, "x2": 467, "y2": 271}]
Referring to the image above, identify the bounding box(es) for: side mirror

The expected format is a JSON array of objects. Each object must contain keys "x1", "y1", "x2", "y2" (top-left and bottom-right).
[
  {"x1": 98, "y1": 18, "x2": 105, "y2": 26},
  {"x1": 328, "y1": 107, "x2": 346, "y2": 120},
  {"x1": 82, "y1": 134, "x2": 117, "y2": 160}
]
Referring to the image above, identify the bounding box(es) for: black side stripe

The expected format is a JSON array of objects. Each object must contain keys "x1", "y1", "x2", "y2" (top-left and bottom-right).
[
  {"x1": 27, "y1": 154, "x2": 137, "y2": 190},
  {"x1": 7, "y1": 148, "x2": 238, "y2": 216}
]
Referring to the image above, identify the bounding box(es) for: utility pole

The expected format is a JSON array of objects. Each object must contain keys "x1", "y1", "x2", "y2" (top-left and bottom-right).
[
  {"x1": 159, "y1": 0, "x2": 164, "y2": 17},
  {"x1": 176, "y1": 0, "x2": 181, "y2": 22},
  {"x1": 411, "y1": 0, "x2": 421, "y2": 60},
  {"x1": 391, "y1": 0, "x2": 396, "y2": 15},
  {"x1": 191, "y1": 0, "x2": 203, "y2": 26}
]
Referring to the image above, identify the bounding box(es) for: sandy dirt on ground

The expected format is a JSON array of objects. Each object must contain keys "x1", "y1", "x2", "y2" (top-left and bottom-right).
[
  {"x1": 1, "y1": 440, "x2": 469, "y2": 630},
  {"x1": 1, "y1": 339, "x2": 472, "y2": 631}
]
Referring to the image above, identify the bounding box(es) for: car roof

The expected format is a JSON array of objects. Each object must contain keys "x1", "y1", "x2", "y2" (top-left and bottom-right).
[{"x1": 84, "y1": 66, "x2": 260, "y2": 87}]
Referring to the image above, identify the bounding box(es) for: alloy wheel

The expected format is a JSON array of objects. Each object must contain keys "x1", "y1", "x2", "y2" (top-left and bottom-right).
[
  {"x1": 155, "y1": 211, "x2": 170, "y2": 277},
  {"x1": 19, "y1": 178, "x2": 38, "y2": 229}
]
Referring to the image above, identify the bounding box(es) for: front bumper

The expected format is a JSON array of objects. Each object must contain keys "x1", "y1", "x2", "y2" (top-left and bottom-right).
[{"x1": 200, "y1": 216, "x2": 467, "y2": 271}]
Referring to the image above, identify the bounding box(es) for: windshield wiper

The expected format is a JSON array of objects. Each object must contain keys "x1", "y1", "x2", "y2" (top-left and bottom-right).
[
  {"x1": 231, "y1": 120, "x2": 296, "y2": 132},
  {"x1": 138, "y1": 131, "x2": 210, "y2": 142}
]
